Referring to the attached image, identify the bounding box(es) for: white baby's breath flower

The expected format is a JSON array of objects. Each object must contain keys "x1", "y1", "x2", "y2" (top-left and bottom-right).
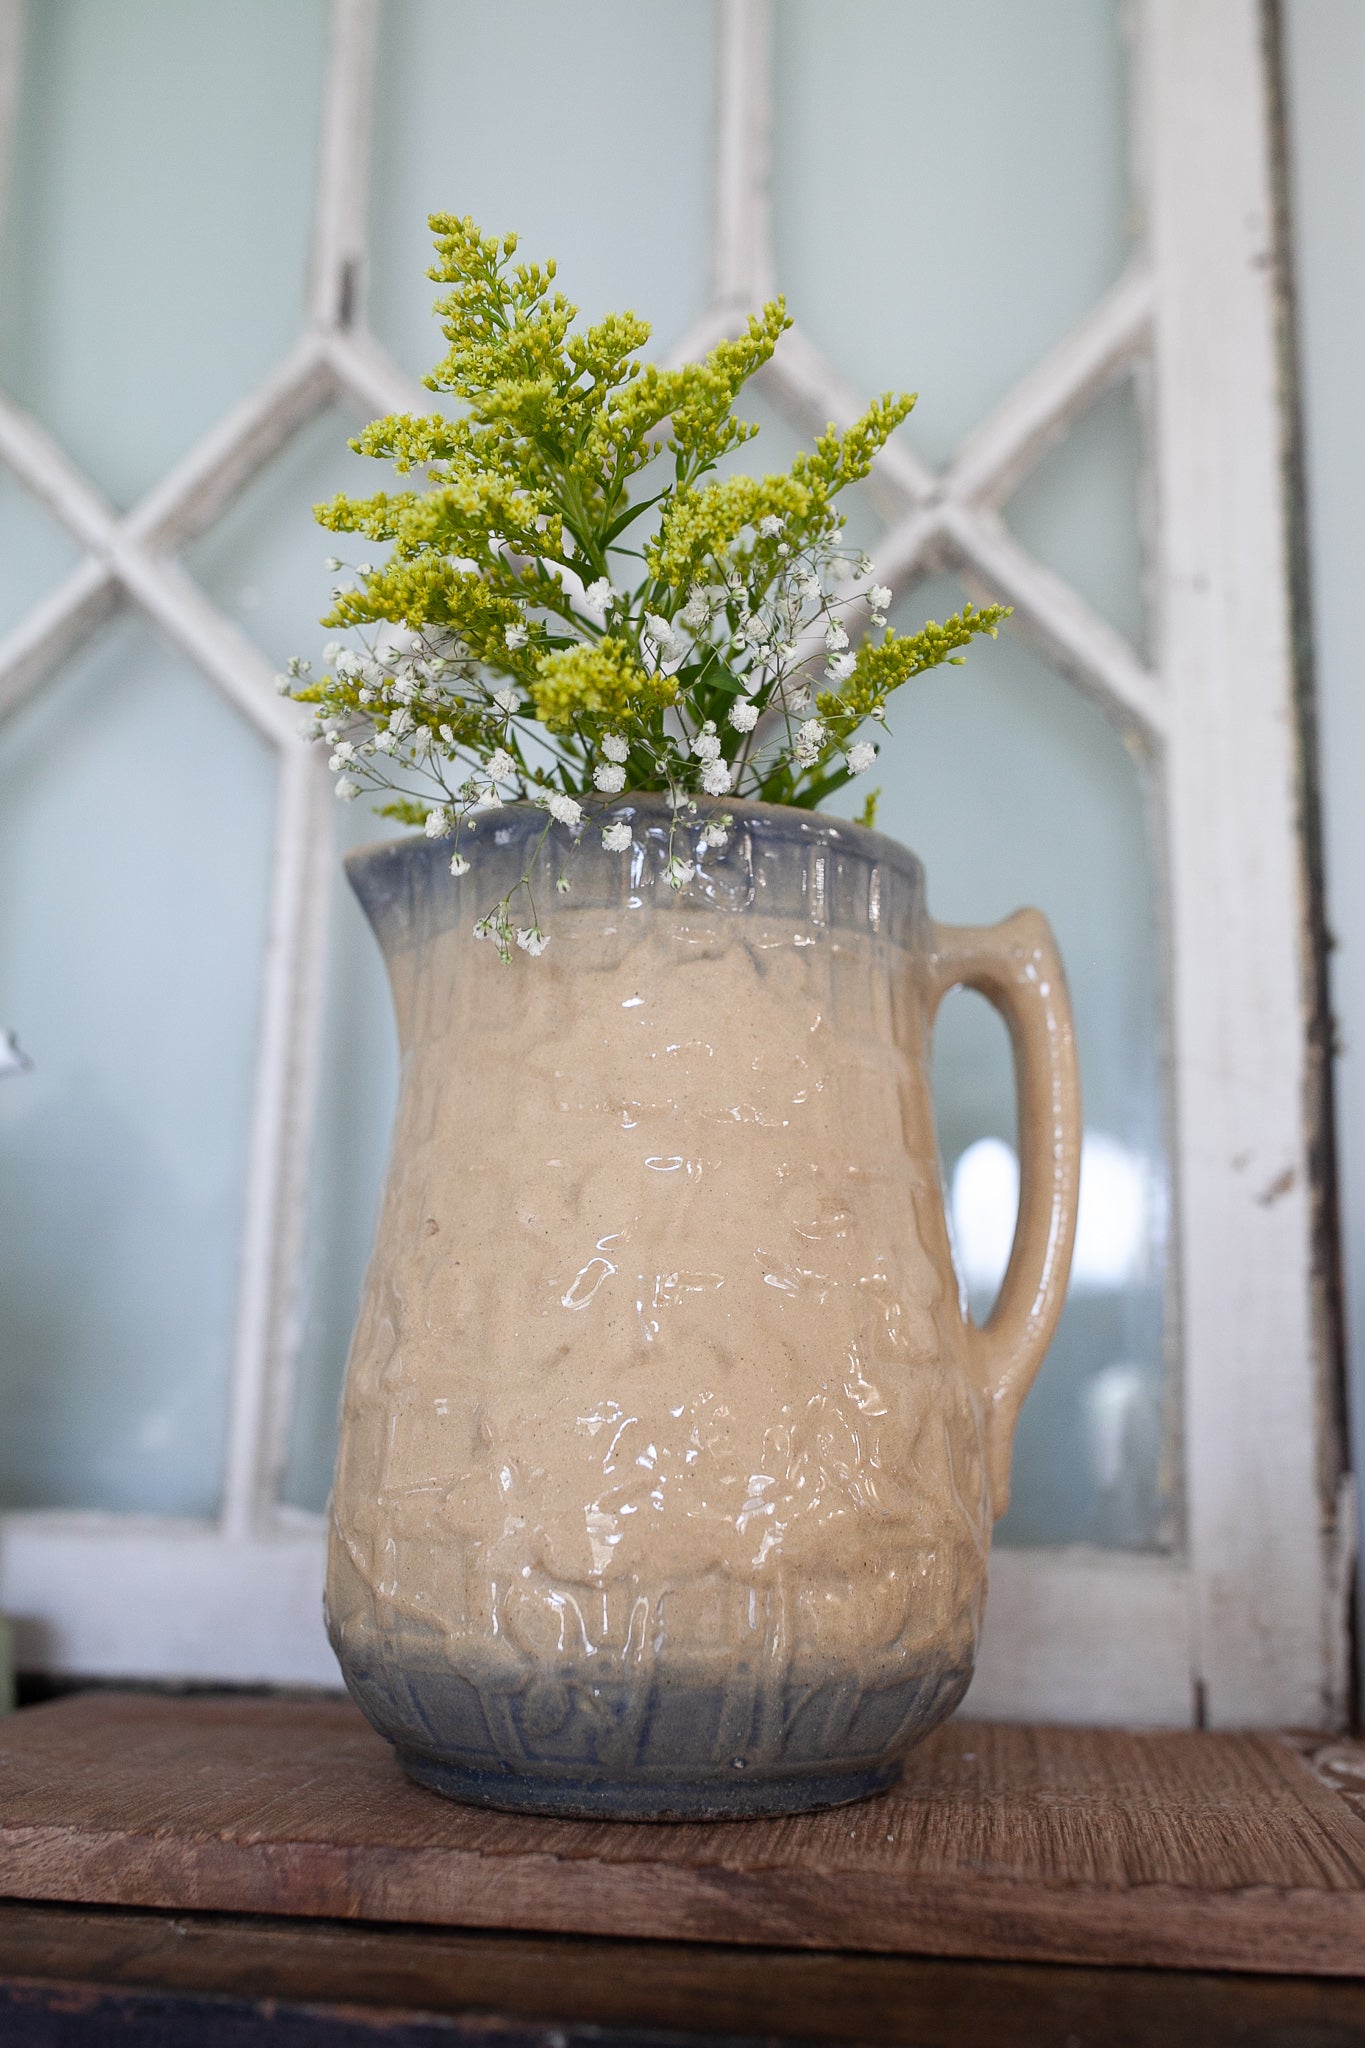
[
  {"x1": 869, "y1": 585, "x2": 893, "y2": 612},
  {"x1": 679, "y1": 587, "x2": 710, "y2": 631},
  {"x1": 702, "y1": 814, "x2": 733, "y2": 849},
  {"x1": 546, "y1": 791, "x2": 583, "y2": 828},
  {"x1": 848, "y1": 741, "x2": 878, "y2": 774},
  {"x1": 322, "y1": 641, "x2": 342, "y2": 664},
  {"x1": 325, "y1": 556, "x2": 342, "y2": 573},
  {"x1": 758, "y1": 514, "x2": 783, "y2": 538},
  {"x1": 601, "y1": 821, "x2": 633, "y2": 852},
  {"x1": 425, "y1": 806, "x2": 452, "y2": 838},
  {"x1": 601, "y1": 733, "x2": 629, "y2": 764},
  {"x1": 793, "y1": 716, "x2": 827, "y2": 767},
  {"x1": 504, "y1": 622, "x2": 529, "y2": 650},
  {"x1": 728, "y1": 699, "x2": 760, "y2": 733},
  {"x1": 825, "y1": 622, "x2": 849, "y2": 654},
  {"x1": 449, "y1": 853, "x2": 470, "y2": 876},
  {"x1": 584, "y1": 576, "x2": 619, "y2": 613},
  {"x1": 327, "y1": 742, "x2": 356, "y2": 770},
  {"x1": 555, "y1": 875, "x2": 571, "y2": 894},
  {"x1": 374, "y1": 729, "x2": 398, "y2": 754},
  {"x1": 692, "y1": 722, "x2": 722, "y2": 763},
  {"x1": 665, "y1": 854, "x2": 696, "y2": 890},
  {"x1": 492, "y1": 686, "x2": 519, "y2": 714},
  {"x1": 486, "y1": 747, "x2": 517, "y2": 782},
  {"x1": 644, "y1": 612, "x2": 686, "y2": 661},
  {"x1": 334, "y1": 777, "x2": 360, "y2": 802},
  {"x1": 593, "y1": 761, "x2": 627, "y2": 794},
  {"x1": 825, "y1": 652, "x2": 857, "y2": 683},
  {"x1": 516, "y1": 926, "x2": 550, "y2": 956},
  {"x1": 701, "y1": 758, "x2": 733, "y2": 796}
]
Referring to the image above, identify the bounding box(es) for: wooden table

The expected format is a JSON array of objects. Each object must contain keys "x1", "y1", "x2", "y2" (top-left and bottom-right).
[{"x1": 5, "y1": 1691, "x2": 1365, "y2": 2043}]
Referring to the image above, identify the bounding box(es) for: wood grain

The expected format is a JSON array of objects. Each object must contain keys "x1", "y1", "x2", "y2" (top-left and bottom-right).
[{"x1": 4, "y1": 1694, "x2": 1365, "y2": 1976}]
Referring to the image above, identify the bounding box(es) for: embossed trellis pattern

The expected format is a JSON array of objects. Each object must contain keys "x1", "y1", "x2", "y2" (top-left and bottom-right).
[
  {"x1": 0, "y1": 0, "x2": 1345, "y2": 1726},
  {"x1": 327, "y1": 805, "x2": 996, "y2": 1815}
]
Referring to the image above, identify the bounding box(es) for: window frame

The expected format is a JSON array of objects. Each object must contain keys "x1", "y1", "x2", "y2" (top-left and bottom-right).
[{"x1": 0, "y1": 0, "x2": 1346, "y2": 1726}]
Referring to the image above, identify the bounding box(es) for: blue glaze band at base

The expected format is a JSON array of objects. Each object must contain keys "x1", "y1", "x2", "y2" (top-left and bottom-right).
[
  {"x1": 397, "y1": 1746, "x2": 903, "y2": 1821},
  {"x1": 340, "y1": 1652, "x2": 974, "y2": 1821}
]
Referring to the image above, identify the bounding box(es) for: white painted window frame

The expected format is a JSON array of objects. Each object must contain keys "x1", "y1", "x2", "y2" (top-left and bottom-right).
[{"x1": 0, "y1": 0, "x2": 1347, "y2": 1726}]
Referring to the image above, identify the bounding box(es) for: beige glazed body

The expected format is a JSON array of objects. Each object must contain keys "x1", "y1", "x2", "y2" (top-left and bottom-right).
[{"x1": 326, "y1": 799, "x2": 1081, "y2": 1817}]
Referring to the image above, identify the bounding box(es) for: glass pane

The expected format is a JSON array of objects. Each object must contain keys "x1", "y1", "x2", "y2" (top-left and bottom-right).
[
  {"x1": 0, "y1": 0, "x2": 328, "y2": 507},
  {"x1": 0, "y1": 616, "x2": 277, "y2": 1513},
  {"x1": 0, "y1": 463, "x2": 86, "y2": 639},
  {"x1": 772, "y1": 0, "x2": 1132, "y2": 468},
  {"x1": 184, "y1": 405, "x2": 377, "y2": 670},
  {"x1": 182, "y1": 401, "x2": 402, "y2": 1513},
  {"x1": 1004, "y1": 377, "x2": 1148, "y2": 659},
  {"x1": 369, "y1": 0, "x2": 714, "y2": 384},
  {"x1": 829, "y1": 575, "x2": 1169, "y2": 1549}
]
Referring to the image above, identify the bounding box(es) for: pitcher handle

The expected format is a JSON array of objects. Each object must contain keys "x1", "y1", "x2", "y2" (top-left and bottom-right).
[{"x1": 927, "y1": 909, "x2": 1083, "y2": 1517}]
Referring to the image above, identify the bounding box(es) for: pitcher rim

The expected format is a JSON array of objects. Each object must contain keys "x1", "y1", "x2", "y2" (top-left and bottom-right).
[{"x1": 343, "y1": 793, "x2": 926, "y2": 892}]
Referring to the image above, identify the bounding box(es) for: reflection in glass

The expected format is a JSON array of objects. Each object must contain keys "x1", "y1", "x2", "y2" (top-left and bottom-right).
[
  {"x1": 953, "y1": 1130, "x2": 1156, "y2": 1296},
  {"x1": 829, "y1": 574, "x2": 1169, "y2": 1549},
  {"x1": 772, "y1": 0, "x2": 1132, "y2": 468},
  {"x1": 0, "y1": 0, "x2": 327, "y2": 506},
  {"x1": 368, "y1": 0, "x2": 714, "y2": 383},
  {"x1": 0, "y1": 617, "x2": 276, "y2": 1513}
]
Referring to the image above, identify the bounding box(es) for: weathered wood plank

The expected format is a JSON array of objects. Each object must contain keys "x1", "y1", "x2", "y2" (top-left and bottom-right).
[
  {"x1": 8, "y1": 1901, "x2": 1365, "y2": 2048},
  {"x1": 4, "y1": 1696, "x2": 1365, "y2": 1976}
]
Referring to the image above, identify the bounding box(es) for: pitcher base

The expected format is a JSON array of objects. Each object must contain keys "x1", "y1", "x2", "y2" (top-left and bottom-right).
[{"x1": 397, "y1": 1747, "x2": 902, "y2": 1820}]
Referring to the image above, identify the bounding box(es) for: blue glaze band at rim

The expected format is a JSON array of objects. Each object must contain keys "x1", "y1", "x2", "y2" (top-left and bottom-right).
[
  {"x1": 344, "y1": 795, "x2": 928, "y2": 955},
  {"x1": 397, "y1": 1748, "x2": 904, "y2": 1822}
]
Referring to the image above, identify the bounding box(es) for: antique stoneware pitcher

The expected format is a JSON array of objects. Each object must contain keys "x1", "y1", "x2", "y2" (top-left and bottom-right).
[{"x1": 326, "y1": 798, "x2": 1081, "y2": 1818}]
